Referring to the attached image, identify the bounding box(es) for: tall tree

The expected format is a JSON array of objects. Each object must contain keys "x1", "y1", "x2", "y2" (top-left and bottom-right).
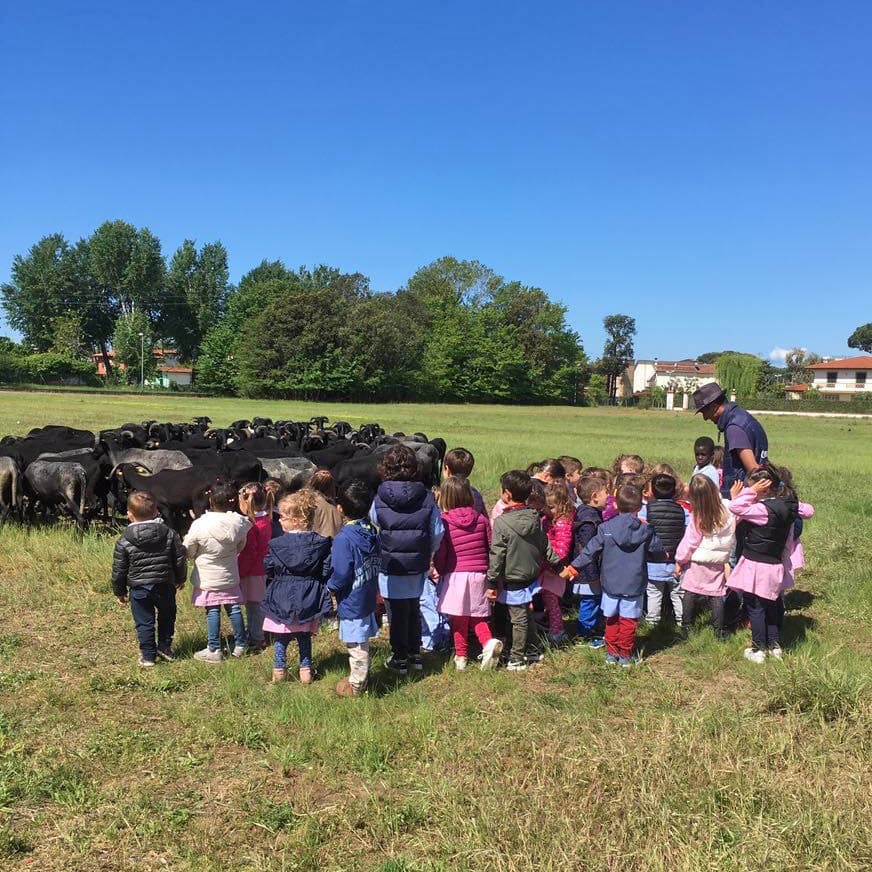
[
  {"x1": 848, "y1": 323, "x2": 872, "y2": 353},
  {"x1": 111, "y1": 312, "x2": 156, "y2": 384},
  {"x1": 600, "y1": 314, "x2": 636, "y2": 404},
  {"x1": 715, "y1": 353, "x2": 762, "y2": 400},
  {"x1": 783, "y1": 348, "x2": 822, "y2": 385}
]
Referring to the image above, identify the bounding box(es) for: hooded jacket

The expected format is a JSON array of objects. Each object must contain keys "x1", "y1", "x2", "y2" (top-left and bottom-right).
[
  {"x1": 486, "y1": 505, "x2": 562, "y2": 591},
  {"x1": 433, "y1": 506, "x2": 492, "y2": 576},
  {"x1": 263, "y1": 531, "x2": 333, "y2": 624},
  {"x1": 111, "y1": 519, "x2": 186, "y2": 596},
  {"x1": 183, "y1": 511, "x2": 252, "y2": 591},
  {"x1": 572, "y1": 512, "x2": 665, "y2": 598},
  {"x1": 327, "y1": 520, "x2": 380, "y2": 621},
  {"x1": 237, "y1": 514, "x2": 272, "y2": 577},
  {"x1": 373, "y1": 480, "x2": 434, "y2": 575}
]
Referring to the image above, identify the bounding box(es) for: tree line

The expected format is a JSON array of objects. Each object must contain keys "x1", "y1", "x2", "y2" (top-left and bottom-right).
[{"x1": 1, "y1": 221, "x2": 598, "y2": 404}]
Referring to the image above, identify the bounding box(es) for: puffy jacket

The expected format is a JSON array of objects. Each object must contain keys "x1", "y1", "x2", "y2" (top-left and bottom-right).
[
  {"x1": 572, "y1": 503, "x2": 603, "y2": 584},
  {"x1": 643, "y1": 499, "x2": 688, "y2": 561},
  {"x1": 433, "y1": 506, "x2": 491, "y2": 575},
  {"x1": 263, "y1": 531, "x2": 333, "y2": 624},
  {"x1": 717, "y1": 403, "x2": 768, "y2": 497},
  {"x1": 486, "y1": 506, "x2": 562, "y2": 590},
  {"x1": 111, "y1": 519, "x2": 186, "y2": 596},
  {"x1": 327, "y1": 520, "x2": 380, "y2": 621},
  {"x1": 543, "y1": 516, "x2": 573, "y2": 566},
  {"x1": 741, "y1": 497, "x2": 798, "y2": 565},
  {"x1": 572, "y1": 513, "x2": 665, "y2": 598},
  {"x1": 675, "y1": 508, "x2": 736, "y2": 566},
  {"x1": 237, "y1": 514, "x2": 272, "y2": 577},
  {"x1": 373, "y1": 481, "x2": 434, "y2": 575},
  {"x1": 184, "y1": 511, "x2": 252, "y2": 591}
]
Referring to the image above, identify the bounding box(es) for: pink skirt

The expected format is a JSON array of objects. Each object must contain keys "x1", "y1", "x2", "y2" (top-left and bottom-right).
[
  {"x1": 262, "y1": 616, "x2": 321, "y2": 635},
  {"x1": 191, "y1": 586, "x2": 244, "y2": 607},
  {"x1": 680, "y1": 563, "x2": 726, "y2": 597},
  {"x1": 437, "y1": 571, "x2": 491, "y2": 618},
  {"x1": 240, "y1": 574, "x2": 266, "y2": 603},
  {"x1": 539, "y1": 569, "x2": 566, "y2": 598}
]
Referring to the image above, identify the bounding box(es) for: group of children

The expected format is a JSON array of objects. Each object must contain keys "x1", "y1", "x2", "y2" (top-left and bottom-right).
[{"x1": 111, "y1": 438, "x2": 814, "y2": 694}]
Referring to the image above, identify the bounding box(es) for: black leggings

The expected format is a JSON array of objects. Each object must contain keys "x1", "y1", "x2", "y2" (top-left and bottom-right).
[
  {"x1": 743, "y1": 592, "x2": 784, "y2": 650},
  {"x1": 386, "y1": 597, "x2": 422, "y2": 662},
  {"x1": 682, "y1": 591, "x2": 727, "y2": 638}
]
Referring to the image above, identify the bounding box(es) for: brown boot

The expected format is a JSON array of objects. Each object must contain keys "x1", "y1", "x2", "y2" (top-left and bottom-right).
[
  {"x1": 299, "y1": 666, "x2": 313, "y2": 685},
  {"x1": 272, "y1": 668, "x2": 287, "y2": 683},
  {"x1": 335, "y1": 678, "x2": 363, "y2": 697}
]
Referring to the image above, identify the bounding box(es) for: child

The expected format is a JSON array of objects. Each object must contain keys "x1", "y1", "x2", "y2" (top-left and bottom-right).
[
  {"x1": 371, "y1": 444, "x2": 444, "y2": 676},
  {"x1": 540, "y1": 482, "x2": 575, "y2": 645},
  {"x1": 263, "y1": 478, "x2": 286, "y2": 539},
  {"x1": 306, "y1": 469, "x2": 343, "y2": 538},
  {"x1": 712, "y1": 446, "x2": 725, "y2": 490},
  {"x1": 486, "y1": 470, "x2": 562, "y2": 671},
  {"x1": 237, "y1": 482, "x2": 274, "y2": 651},
  {"x1": 559, "y1": 455, "x2": 583, "y2": 507},
  {"x1": 443, "y1": 447, "x2": 487, "y2": 516},
  {"x1": 674, "y1": 474, "x2": 735, "y2": 639},
  {"x1": 727, "y1": 463, "x2": 814, "y2": 662},
  {"x1": 433, "y1": 476, "x2": 503, "y2": 671},
  {"x1": 572, "y1": 477, "x2": 607, "y2": 647},
  {"x1": 562, "y1": 484, "x2": 664, "y2": 666},
  {"x1": 112, "y1": 490, "x2": 187, "y2": 666},
  {"x1": 263, "y1": 490, "x2": 333, "y2": 683},
  {"x1": 328, "y1": 480, "x2": 380, "y2": 696},
  {"x1": 185, "y1": 483, "x2": 251, "y2": 663},
  {"x1": 692, "y1": 436, "x2": 720, "y2": 488},
  {"x1": 530, "y1": 458, "x2": 566, "y2": 484},
  {"x1": 611, "y1": 453, "x2": 644, "y2": 478},
  {"x1": 639, "y1": 473, "x2": 688, "y2": 628}
]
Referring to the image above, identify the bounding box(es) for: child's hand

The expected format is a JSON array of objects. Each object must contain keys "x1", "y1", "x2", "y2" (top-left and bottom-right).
[
  {"x1": 673, "y1": 565, "x2": 682, "y2": 580},
  {"x1": 560, "y1": 566, "x2": 578, "y2": 581},
  {"x1": 748, "y1": 479, "x2": 769, "y2": 496},
  {"x1": 117, "y1": 595, "x2": 128, "y2": 606},
  {"x1": 485, "y1": 588, "x2": 497, "y2": 602},
  {"x1": 729, "y1": 480, "x2": 744, "y2": 499}
]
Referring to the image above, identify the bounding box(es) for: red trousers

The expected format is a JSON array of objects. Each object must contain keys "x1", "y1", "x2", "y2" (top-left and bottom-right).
[
  {"x1": 450, "y1": 616, "x2": 493, "y2": 658},
  {"x1": 604, "y1": 615, "x2": 638, "y2": 658}
]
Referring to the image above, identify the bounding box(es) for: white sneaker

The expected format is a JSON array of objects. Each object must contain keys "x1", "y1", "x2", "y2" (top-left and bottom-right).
[
  {"x1": 743, "y1": 647, "x2": 766, "y2": 664},
  {"x1": 768, "y1": 646, "x2": 784, "y2": 660},
  {"x1": 194, "y1": 647, "x2": 223, "y2": 663},
  {"x1": 454, "y1": 656, "x2": 467, "y2": 671},
  {"x1": 231, "y1": 645, "x2": 246, "y2": 658},
  {"x1": 479, "y1": 638, "x2": 503, "y2": 671}
]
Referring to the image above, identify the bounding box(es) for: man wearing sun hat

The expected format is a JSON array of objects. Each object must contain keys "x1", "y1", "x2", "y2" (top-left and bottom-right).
[{"x1": 692, "y1": 382, "x2": 768, "y2": 498}]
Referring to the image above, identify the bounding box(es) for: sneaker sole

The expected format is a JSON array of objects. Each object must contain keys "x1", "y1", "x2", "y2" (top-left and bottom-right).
[{"x1": 479, "y1": 640, "x2": 503, "y2": 671}]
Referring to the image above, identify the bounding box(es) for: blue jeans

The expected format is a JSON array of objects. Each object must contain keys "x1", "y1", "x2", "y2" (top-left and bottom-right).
[
  {"x1": 130, "y1": 584, "x2": 177, "y2": 659},
  {"x1": 206, "y1": 603, "x2": 246, "y2": 652},
  {"x1": 273, "y1": 632, "x2": 312, "y2": 669},
  {"x1": 577, "y1": 594, "x2": 601, "y2": 636},
  {"x1": 419, "y1": 580, "x2": 450, "y2": 651}
]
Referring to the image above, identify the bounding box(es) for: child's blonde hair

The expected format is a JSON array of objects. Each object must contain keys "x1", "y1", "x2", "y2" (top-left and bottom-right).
[
  {"x1": 238, "y1": 482, "x2": 273, "y2": 522},
  {"x1": 439, "y1": 475, "x2": 474, "y2": 511},
  {"x1": 277, "y1": 490, "x2": 316, "y2": 530},
  {"x1": 544, "y1": 482, "x2": 574, "y2": 521},
  {"x1": 688, "y1": 474, "x2": 727, "y2": 535},
  {"x1": 612, "y1": 453, "x2": 644, "y2": 477}
]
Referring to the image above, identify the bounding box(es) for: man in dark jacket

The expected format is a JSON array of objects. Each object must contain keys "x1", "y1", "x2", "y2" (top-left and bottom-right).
[{"x1": 112, "y1": 490, "x2": 187, "y2": 667}]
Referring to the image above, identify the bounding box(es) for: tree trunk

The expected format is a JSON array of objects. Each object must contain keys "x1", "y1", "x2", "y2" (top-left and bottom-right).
[{"x1": 99, "y1": 341, "x2": 112, "y2": 377}]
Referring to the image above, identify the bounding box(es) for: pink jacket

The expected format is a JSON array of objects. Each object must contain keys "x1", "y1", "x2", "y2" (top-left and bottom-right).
[
  {"x1": 237, "y1": 514, "x2": 272, "y2": 577},
  {"x1": 542, "y1": 516, "x2": 573, "y2": 567},
  {"x1": 434, "y1": 506, "x2": 492, "y2": 575}
]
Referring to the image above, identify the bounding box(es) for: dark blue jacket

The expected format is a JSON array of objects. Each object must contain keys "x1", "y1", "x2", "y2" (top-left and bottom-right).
[
  {"x1": 717, "y1": 403, "x2": 768, "y2": 497},
  {"x1": 572, "y1": 503, "x2": 603, "y2": 584},
  {"x1": 263, "y1": 531, "x2": 332, "y2": 625},
  {"x1": 571, "y1": 513, "x2": 664, "y2": 598},
  {"x1": 327, "y1": 520, "x2": 380, "y2": 620},
  {"x1": 373, "y1": 480, "x2": 434, "y2": 575}
]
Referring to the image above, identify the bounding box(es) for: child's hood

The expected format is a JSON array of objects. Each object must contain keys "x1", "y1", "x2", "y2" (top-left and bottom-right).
[
  {"x1": 499, "y1": 506, "x2": 542, "y2": 538},
  {"x1": 199, "y1": 511, "x2": 250, "y2": 540},
  {"x1": 602, "y1": 514, "x2": 652, "y2": 551},
  {"x1": 443, "y1": 506, "x2": 481, "y2": 532},
  {"x1": 269, "y1": 532, "x2": 331, "y2": 574},
  {"x1": 338, "y1": 521, "x2": 378, "y2": 557},
  {"x1": 123, "y1": 519, "x2": 172, "y2": 552},
  {"x1": 377, "y1": 480, "x2": 430, "y2": 511}
]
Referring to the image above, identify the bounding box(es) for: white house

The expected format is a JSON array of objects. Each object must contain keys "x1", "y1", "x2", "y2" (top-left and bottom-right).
[
  {"x1": 807, "y1": 356, "x2": 872, "y2": 401},
  {"x1": 619, "y1": 359, "x2": 718, "y2": 400}
]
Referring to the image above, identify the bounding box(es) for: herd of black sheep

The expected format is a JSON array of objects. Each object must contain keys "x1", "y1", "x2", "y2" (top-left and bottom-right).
[{"x1": 0, "y1": 416, "x2": 445, "y2": 533}]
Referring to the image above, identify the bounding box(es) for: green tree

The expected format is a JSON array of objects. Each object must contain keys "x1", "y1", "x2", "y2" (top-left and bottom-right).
[
  {"x1": 600, "y1": 314, "x2": 636, "y2": 404},
  {"x1": 848, "y1": 323, "x2": 872, "y2": 353},
  {"x1": 49, "y1": 314, "x2": 89, "y2": 359},
  {"x1": 783, "y1": 348, "x2": 822, "y2": 385},
  {"x1": 715, "y1": 352, "x2": 762, "y2": 400},
  {"x1": 112, "y1": 312, "x2": 156, "y2": 385}
]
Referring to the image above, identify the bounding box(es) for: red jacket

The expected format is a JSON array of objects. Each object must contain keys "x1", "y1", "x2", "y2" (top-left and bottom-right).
[
  {"x1": 433, "y1": 506, "x2": 492, "y2": 575},
  {"x1": 237, "y1": 514, "x2": 272, "y2": 577}
]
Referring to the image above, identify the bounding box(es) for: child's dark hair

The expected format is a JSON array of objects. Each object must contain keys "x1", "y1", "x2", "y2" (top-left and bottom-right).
[
  {"x1": 444, "y1": 447, "x2": 474, "y2": 477},
  {"x1": 337, "y1": 479, "x2": 373, "y2": 520},
  {"x1": 308, "y1": 468, "x2": 337, "y2": 501},
  {"x1": 694, "y1": 436, "x2": 715, "y2": 454},
  {"x1": 529, "y1": 458, "x2": 566, "y2": 481},
  {"x1": 527, "y1": 478, "x2": 546, "y2": 511},
  {"x1": 500, "y1": 469, "x2": 533, "y2": 503},
  {"x1": 209, "y1": 482, "x2": 239, "y2": 512},
  {"x1": 746, "y1": 462, "x2": 797, "y2": 500},
  {"x1": 577, "y1": 477, "x2": 606, "y2": 505},
  {"x1": 651, "y1": 473, "x2": 677, "y2": 500},
  {"x1": 616, "y1": 484, "x2": 643, "y2": 514},
  {"x1": 580, "y1": 467, "x2": 613, "y2": 489},
  {"x1": 128, "y1": 490, "x2": 158, "y2": 521},
  {"x1": 558, "y1": 455, "x2": 582, "y2": 476},
  {"x1": 617, "y1": 471, "x2": 647, "y2": 493},
  {"x1": 379, "y1": 445, "x2": 419, "y2": 482}
]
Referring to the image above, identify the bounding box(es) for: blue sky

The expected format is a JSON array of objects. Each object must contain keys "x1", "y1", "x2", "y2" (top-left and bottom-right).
[{"x1": 1, "y1": 1, "x2": 869, "y2": 363}]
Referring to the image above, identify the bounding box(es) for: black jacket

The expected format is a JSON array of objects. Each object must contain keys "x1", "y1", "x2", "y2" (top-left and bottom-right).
[
  {"x1": 741, "y1": 497, "x2": 798, "y2": 565},
  {"x1": 111, "y1": 520, "x2": 187, "y2": 596},
  {"x1": 644, "y1": 499, "x2": 687, "y2": 562}
]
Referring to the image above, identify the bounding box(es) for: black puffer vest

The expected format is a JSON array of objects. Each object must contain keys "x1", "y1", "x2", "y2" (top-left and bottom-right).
[
  {"x1": 645, "y1": 499, "x2": 686, "y2": 562},
  {"x1": 740, "y1": 497, "x2": 798, "y2": 565}
]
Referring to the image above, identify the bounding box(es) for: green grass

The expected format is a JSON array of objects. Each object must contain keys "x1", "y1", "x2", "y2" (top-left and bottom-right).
[{"x1": 1, "y1": 390, "x2": 871, "y2": 871}]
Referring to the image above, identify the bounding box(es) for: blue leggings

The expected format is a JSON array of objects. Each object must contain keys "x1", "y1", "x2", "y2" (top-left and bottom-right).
[{"x1": 273, "y1": 632, "x2": 312, "y2": 669}]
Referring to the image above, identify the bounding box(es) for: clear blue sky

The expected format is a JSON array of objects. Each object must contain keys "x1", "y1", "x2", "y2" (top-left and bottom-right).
[{"x1": 1, "y1": 1, "x2": 869, "y2": 363}]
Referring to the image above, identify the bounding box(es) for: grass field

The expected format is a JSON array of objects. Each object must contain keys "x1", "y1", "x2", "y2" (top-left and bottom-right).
[{"x1": 1, "y1": 390, "x2": 871, "y2": 872}]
